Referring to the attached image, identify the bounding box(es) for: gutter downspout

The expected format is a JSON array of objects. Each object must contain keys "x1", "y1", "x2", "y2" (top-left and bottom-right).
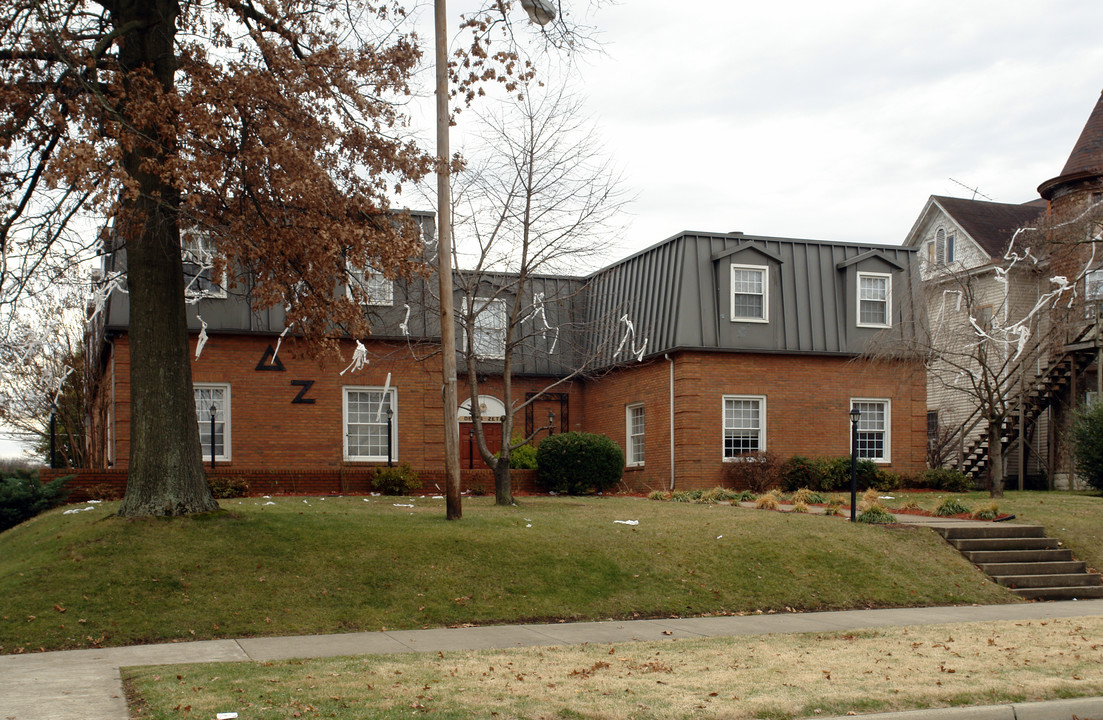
[{"x1": 666, "y1": 353, "x2": 675, "y2": 490}]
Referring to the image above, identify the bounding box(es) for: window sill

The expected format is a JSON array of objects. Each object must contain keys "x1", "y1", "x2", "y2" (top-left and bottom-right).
[{"x1": 730, "y1": 317, "x2": 768, "y2": 324}]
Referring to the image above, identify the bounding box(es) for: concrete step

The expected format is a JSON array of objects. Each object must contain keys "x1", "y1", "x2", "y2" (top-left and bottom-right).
[
  {"x1": 935, "y1": 525, "x2": 1046, "y2": 541},
  {"x1": 949, "y1": 537, "x2": 1059, "y2": 551},
  {"x1": 979, "y1": 560, "x2": 1087, "y2": 576},
  {"x1": 1010, "y1": 585, "x2": 1103, "y2": 600},
  {"x1": 963, "y1": 548, "x2": 1074, "y2": 563},
  {"x1": 993, "y1": 573, "x2": 1103, "y2": 589}
]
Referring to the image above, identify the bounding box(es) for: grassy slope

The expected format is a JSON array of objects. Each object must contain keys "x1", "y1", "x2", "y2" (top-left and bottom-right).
[{"x1": 0, "y1": 496, "x2": 1016, "y2": 653}]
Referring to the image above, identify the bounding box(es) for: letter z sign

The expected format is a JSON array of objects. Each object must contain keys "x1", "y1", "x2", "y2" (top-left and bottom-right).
[{"x1": 290, "y1": 380, "x2": 316, "y2": 404}]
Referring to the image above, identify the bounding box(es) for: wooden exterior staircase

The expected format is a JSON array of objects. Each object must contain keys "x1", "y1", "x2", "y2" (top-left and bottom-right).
[
  {"x1": 933, "y1": 523, "x2": 1103, "y2": 600},
  {"x1": 949, "y1": 335, "x2": 1097, "y2": 482}
]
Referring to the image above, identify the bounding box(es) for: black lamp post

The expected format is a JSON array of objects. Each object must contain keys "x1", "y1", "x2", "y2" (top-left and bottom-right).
[
  {"x1": 849, "y1": 406, "x2": 861, "y2": 522},
  {"x1": 548, "y1": 410, "x2": 555, "y2": 436},
  {"x1": 386, "y1": 406, "x2": 394, "y2": 468},
  {"x1": 209, "y1": 404, "x2": 217, "y2": 467}
]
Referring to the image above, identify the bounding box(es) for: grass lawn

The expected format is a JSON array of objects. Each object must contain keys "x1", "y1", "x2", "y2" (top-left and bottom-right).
[
  {"x1": 874, "y1": 491, "x2": 1103, "y2": 572},
  {"x1": 123, "y1": 615, "x2": 1103, "y2": 720},
  {"x1": 0, "y1": 495, "x2": 1016, "y2": 654}
]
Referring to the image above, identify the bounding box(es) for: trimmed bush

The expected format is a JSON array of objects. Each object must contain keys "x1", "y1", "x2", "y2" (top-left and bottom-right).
[
  {"x1": 780, "y1": 456, "x2": 818, "y2": 492},
  {"x1": 208, "y1": 476, "x2": 250, "y2": 499},
  {"x1": 536, "y1": 432, "x2": 623, "y2": 495},
  {"x1": 508, "y1": 442, "x2": 538, "y2": 470},
  {"x1": 371, "y1": 463, "x2": 421, "y2": 496},
  {"x1": 916, "y1": 467, "x2": 974, "y2": 493},
  {"x1": 1072, "y1": 403, "x2": 1103, "y2": 492},
  {"x1": 1, "y1": 470, "x2": 70, "y2": 532}
]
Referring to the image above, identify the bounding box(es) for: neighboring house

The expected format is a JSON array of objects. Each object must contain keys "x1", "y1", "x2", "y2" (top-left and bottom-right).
[
  {"x1": 906, "y1": 89, "x2": 1103, "y2": 489},
  {"x1": 85, "y1": 224, "x2": 928, "y2": 492}
]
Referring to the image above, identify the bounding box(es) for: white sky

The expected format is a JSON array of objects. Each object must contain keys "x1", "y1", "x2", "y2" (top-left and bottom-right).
[{"x1": 4, "y1": 0, "x2": 1101, "y2": 459}]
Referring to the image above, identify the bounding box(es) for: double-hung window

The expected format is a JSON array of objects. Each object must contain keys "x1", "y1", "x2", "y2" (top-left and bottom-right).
[
  {"x1": 194, "y1": 383, "x2": 231, "y2": 461},
  {"x1": 723, "y1": 395, "x2": 765, "y2": 458},
  {"x1": 344, "y1": 387, "x2": 396, "y2": 461},
  {"x1": 347, "y1": 263, "x2": 393, "y2": 306},
  {"x1": 467, "y1": 298, "x2": 507, "y2": 359},
  {"x1": 730, "y1": 265, "x2": 767, "y2": 322},
  {"x1": 857, "y1": 272, "x2": 891, "y2": 327},
  {"x1": 626, "y1": 404, "x2": 645, "y2": 466},
  {"x1": 851, "y1": 399, "x2": 890, "y2": 462}
]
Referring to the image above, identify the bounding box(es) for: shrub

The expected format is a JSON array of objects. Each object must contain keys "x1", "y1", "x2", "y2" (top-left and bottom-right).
[
  {"x1": 701, "y1": 486, "x2": 740, "y2": 504},
  {"x1": 781, "y1": 456, "x2": 819, "y2": 492},
  {"x1": 647, "y1": 490, "x2": 669, "y2": 501},
  {"x1": 536, "y1": 432, "x2": 623, "y2": 495},
  {"x1": 724, "y1": 451, "x2": 784, "y2": 493},
  {"x1": 670, "y1": 489, "x2": 703, "y2": 503},
  {"x1": 791, "y1": 487, "x2": 826, "y2": 505},
  {"x1": 971, "y1": 502, "x2": 1000, "y2": 521},
  {"x1": 935, "y1": 497, "x2": 971, "y2": 517},
  {"x1": 872, "y1": 469, "x2": 902, "y2": 492},
  {"x1": 496, "y1": 437, "x2": 539, "y2": 470},
  {"x1": 84, "y1": 483, "x2": 124, "y2": 501},
  {"x1": 782, "y1": 455, "x2": 880, "y2": 492},
  {"x1": 1072, "y1": 403, "x2": 1103, "y2": 492},
  {"x1": 736, "y1": 490, "x2": 757, "y2": 502},
  {"x1": 754, "y1": 492, "x2": 779, "y2": 510},
  {"x1": 857, "y1": 488, "x2": 880, "y2": 513},
  {"x1": 0, "y1": 470, "x2": 70, "y2": 532},
  {"x1": 916, "y1": 467, "x2": 974, "y2": 492},
  {"x1": 208, "y1": 476, "x2": 250, "y2": 499},
  {"x1": 371, "y1": 463, "x2": 420, "y2": 496},
  {"x1": 791, "y1": 499, "x2": 809, "y2": 514},
  {"x1": 857, "y1": 506, "x2": 896, "y2": 524}
]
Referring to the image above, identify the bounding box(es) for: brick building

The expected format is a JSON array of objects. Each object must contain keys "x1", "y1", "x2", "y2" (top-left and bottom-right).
[{"x1": 86, "y1": 225, "x2": 928, "y2": 493}]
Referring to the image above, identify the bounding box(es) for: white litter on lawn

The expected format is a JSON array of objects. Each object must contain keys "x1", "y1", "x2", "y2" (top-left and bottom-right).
[
  {"x1": 717, "y1": 535, "x2": 723, "y2": 539},
  {"x1": 264, "y1": 501, "x2": 276, "y2": 506},
  {"x1": 879, "y1": 496, "x2": 895, "y2": 500},
  {"x1": 63, "y1": 506, "x2": 96, "y2": 515},
  {"x1": 613, "y1": 520, "x2": 639, "y2": 526},
  {"x1": 87, "y1": 499, "x2": 102, "y2": 504},
  {"x1": 393, "y1": 503, "x2": 414, "y2": 508}
]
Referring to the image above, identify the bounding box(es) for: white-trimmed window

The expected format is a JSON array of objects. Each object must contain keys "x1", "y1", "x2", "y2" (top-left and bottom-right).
[
  {"x1": 851, "y1": 398, "x2": 890, "y2": 462},
  {"x1": 934, "y1": 228, "x2": 945, "y2": 264},
  {"x1": 730, "y1": 264, "x2": 767, "y2": 322},
  {"x1": 181, "y1": 231, "x2": 227, "y2": 299},
  {"x1": 945, "y1": 233, "x2": 955, "y2": 263},
  {"x1": 347, "y1": 264, "x2": 393, "y2": 306},
  {"x1": 626, "y1": 403, "x2": 645, "y2": 466},
  {"x1": 857, "y1": 272, "x2": 891, "y2": 327},
  {"x1": 466, "y1": 297, "x2": 507, "y2": 359},
  {"x1": 194, "y1": 383, "x2": 231, "y2": 461},
  {"x1": 723, "y1": 395, "x2": 765, "y2": 458},
  {"x1": 344, "y1": 387, "x2": 396, "y2": 461}
]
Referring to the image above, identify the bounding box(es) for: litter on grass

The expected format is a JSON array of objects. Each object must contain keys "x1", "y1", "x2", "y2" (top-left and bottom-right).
[
  {"x1": 614, "y1": 520, "x2": 639, "y2": 526},
  {"x1": 63, "y1": 506, "x2": 96, "y2": 515},
  {"x1": 264, "y1": 501, "x2": 276, "y2": 506},
  {"x1": 394, "y1": 503, "x2": 414, "y2": 508}
]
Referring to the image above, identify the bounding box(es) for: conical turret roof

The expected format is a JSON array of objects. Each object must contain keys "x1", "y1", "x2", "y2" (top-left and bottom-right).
[{"x1": 1039, "y1": 90, "x2": 1103, "y2": 199}]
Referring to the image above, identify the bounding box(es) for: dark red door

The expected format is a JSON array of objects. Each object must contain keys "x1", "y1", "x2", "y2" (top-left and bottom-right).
[{"x1": 460, "y1": 423, "x2": 503, "y2": 469}]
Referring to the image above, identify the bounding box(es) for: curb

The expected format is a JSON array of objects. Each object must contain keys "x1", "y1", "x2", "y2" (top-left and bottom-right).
[{"x1": 817, "y1": 696, "x2": 1103, "y2": 720}]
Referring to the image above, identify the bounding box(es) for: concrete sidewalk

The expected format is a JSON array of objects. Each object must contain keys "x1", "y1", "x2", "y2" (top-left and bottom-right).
[{"x1": 2, "y1": 599, "x2": 1102, "y2": 720}]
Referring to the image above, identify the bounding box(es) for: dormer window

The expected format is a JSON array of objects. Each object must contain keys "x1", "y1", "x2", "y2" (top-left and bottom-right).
[
  {"x1": 347, "y1": 264, "x2": 393, "y2": 306},
  {"x1": 730, "y1": 264, "x2": 767, "y2": 322},
  {"x1": 857, "y1": 272, "x2": 891, "y2": 327}
]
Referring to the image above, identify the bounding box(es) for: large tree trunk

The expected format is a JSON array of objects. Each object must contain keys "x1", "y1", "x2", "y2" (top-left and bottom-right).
[{"x1": 115, "y1": 0, "x2": 217, "y2": 517}]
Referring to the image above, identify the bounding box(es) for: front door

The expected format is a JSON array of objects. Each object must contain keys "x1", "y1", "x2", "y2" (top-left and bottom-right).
[{"x1": 460, "y1": 422, "x2": 503, "y2": 470}]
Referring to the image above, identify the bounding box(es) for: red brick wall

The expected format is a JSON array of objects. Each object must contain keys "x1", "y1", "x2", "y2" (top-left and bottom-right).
[
  {"x1": 582, "y1": 351, "x2": 927, "y2": 491},
  {"x1": 103, "y1": 334, "x2": 447, "y2": 470}
]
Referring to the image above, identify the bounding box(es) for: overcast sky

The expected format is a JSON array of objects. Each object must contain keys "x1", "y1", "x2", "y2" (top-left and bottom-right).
[
  {"x1": 3, "y1": 0, "x2": 1101, "y2": 459},
  {"x1": 437, "y1": 0, "x2": 1103, "y2": 257}
]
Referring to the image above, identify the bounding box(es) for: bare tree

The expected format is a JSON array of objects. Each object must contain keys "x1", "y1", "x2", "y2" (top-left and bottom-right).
[{"x1": 451, "y1": 82, "x2": 627, "y2": 505}]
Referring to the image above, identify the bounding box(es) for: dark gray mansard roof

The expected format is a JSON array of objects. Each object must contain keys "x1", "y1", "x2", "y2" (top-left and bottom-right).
[{"x1": 98, "y1": 227, "x2": 920, "y2": 372}]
